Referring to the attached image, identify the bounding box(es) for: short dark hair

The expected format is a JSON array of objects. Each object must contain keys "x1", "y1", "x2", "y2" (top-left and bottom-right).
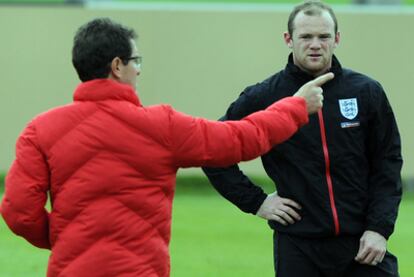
[
  {"x1": 287, "y1": 1, "x2": 338, "y2": 36},
  {"x1": 72, "y1": 18, "x2": 137, "y2": 82}
]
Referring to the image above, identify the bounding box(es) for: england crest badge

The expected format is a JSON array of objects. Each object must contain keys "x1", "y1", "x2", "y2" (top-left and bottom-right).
[{"x1": 339, "y1": 98, "x2": 358, "y2": 120}]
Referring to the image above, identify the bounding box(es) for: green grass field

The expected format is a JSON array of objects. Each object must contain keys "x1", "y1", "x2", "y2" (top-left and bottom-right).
[{"x1": 0, "y1": 183, "x2": 413, "y2": 276}]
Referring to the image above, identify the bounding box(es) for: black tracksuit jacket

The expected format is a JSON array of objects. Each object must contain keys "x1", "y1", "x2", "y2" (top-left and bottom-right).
[{"x1": 203, "y1": 54, "x2": 402, "y2": 239}]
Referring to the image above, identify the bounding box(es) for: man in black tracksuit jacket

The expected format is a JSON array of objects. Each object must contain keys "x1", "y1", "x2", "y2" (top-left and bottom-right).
[{"x1": 203, "y1": 2, "x2": 402, "y2": 277}]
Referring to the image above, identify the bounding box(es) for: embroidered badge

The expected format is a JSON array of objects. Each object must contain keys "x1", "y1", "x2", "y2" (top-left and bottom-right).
[{"x1": 339, "y1": 98, "x2": 358, "y2": 120}]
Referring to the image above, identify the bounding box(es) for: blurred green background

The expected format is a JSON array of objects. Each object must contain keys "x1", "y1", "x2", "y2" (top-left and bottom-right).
[
  {"x1": 1, "y1": 0, "x2": 414, "y2": 4},
  {"x1": 1, "y1": 0, "x2": 413, "y2": 276}
]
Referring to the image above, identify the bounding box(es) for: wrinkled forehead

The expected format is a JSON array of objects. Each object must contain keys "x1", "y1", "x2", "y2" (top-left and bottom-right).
[{"x1": 292, "y1": 10, "x2": 336, "y2": 36}]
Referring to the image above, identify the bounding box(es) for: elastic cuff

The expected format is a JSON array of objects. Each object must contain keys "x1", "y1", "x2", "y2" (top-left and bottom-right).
[
  {"x1": 365, "y1": 225, "x2": 391, "y2": 240},
  {"x1": 250, "y1": 193, "x2": 268, "y2": 215}
]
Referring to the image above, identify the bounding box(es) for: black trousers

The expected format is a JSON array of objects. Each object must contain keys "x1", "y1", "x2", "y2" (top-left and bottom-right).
[{"x1": 273, "y1": 232, "x2": 399, "y2": 277}]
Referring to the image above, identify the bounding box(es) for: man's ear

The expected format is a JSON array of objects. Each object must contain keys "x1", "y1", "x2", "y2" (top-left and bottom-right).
[
  {"x1": 284, "y1": 32, "x2": 293, "y2": 48},
  {"x1": 110, "y1": 57, "x2": 123, "y2": 79},
  {"x1": 334, "y1": 31, "x2": 341, "y2": 48}
]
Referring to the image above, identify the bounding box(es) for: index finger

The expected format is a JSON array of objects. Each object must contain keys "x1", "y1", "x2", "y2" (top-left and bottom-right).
[{"x1": 311, "y1": 72, "x2": 335, "y2": 87}]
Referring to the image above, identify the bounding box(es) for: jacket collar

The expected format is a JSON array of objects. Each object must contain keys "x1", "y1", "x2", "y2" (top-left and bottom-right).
[
  {"x1": 285, "y1": 53, "x2": 343, "y2": 82},
  {"x1": 73, "y1": 79, "x2": 142, "y2": 106}
]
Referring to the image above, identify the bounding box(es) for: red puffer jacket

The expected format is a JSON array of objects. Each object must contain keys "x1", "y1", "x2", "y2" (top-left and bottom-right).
[{"x1": 1, "y1": 79, "x2": 307, "y2": 276}]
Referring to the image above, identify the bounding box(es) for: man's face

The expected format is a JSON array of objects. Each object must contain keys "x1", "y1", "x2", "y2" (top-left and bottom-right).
[
  {"x1": 119, "y1": 39, "x2": 141, "y2": 90},
  {"x1": 284, "y1": 10, "x2": 340, "y2": 77}
]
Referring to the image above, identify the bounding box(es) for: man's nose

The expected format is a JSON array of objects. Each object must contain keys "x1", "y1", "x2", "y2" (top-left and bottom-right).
[{"x1": 309, "y1": 38, "x2": 322, "y2": 48}]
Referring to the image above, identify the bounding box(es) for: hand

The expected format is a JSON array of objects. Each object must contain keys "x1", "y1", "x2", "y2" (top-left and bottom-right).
[
  {"x1": 256, "y1": 192, "x2": 302, "y2": 225},
  {"x1": 294, "y1": 72, "x2": 335, "y2": 114},
  {"x1": 355, "y1": 230, "x2": 387, "y2": 266}
]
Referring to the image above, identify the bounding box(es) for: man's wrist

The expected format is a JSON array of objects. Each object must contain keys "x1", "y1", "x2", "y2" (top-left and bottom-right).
[
  {"x1": 365, "y1": 226, "x2": 390, "y2": 240},
  {"x1": 252, "y1": 193, "x2": 268, "y2": 215}
]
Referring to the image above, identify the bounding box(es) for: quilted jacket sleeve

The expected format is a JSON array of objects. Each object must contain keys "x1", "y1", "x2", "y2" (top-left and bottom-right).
[
  {"x1": 169, "y1": 96, "x2": 308, "y2": 168},
  {"x1": 0, "y1": 121, "x2": 51, "y2": 249}
]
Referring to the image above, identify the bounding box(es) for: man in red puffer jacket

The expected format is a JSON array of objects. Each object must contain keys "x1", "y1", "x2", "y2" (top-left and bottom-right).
[{"x1": 1, "y1": 18, "x2": 333, "y2": 277}]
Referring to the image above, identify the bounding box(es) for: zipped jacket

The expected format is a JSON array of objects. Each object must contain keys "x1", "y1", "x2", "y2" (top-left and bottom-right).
[
  {"x1": 203, "y1": 54, "x2": 402, "y2": 239},
  {"x1": 1, "y1": 79, "x2": 308, "y2": 277}
]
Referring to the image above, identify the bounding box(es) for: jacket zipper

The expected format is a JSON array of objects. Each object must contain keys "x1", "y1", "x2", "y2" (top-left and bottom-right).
[{"x1": 318, "y1": 110, "x2": 340, "y2": 235}]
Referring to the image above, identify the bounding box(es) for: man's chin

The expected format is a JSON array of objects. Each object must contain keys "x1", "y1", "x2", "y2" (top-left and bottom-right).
[{"x1": 306, "y1": 62, "x2": 328, "y2": 71}]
